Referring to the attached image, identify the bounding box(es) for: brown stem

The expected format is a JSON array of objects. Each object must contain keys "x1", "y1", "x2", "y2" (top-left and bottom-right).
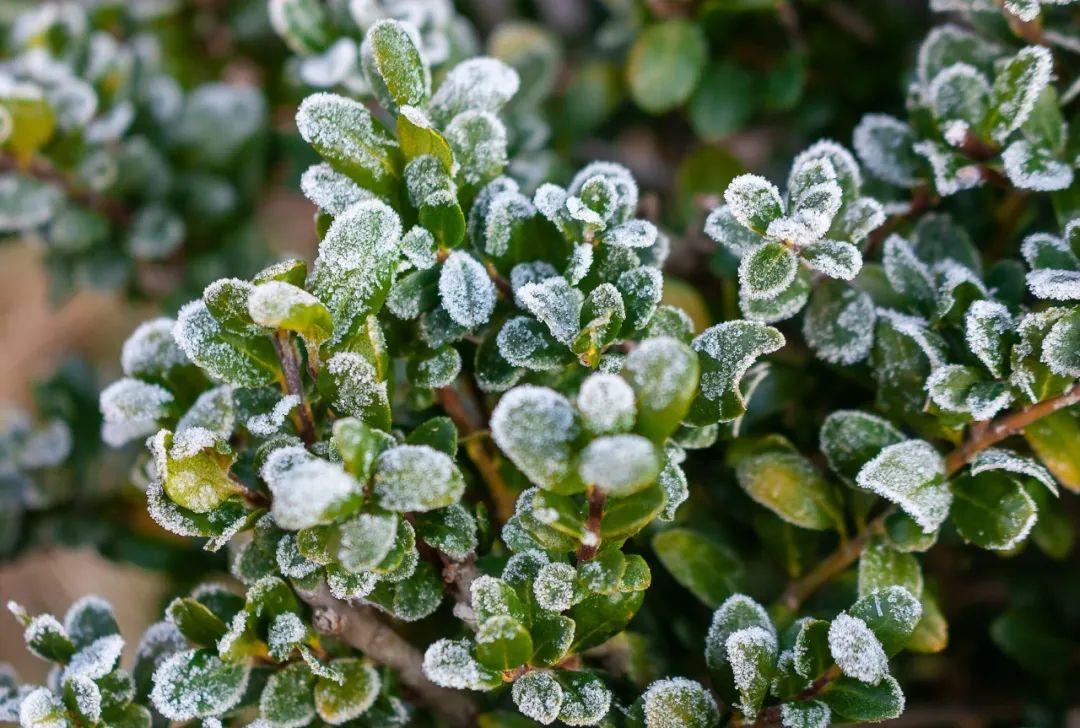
[
  {"x1": 576, "y1": 487, "x2": 606, "y2": 562},
  {"x1": 777, "y1": 382, "x2": 1080, "y2": 613},
  {"x1": 0, "y1": 152, "x2": 130, "y2": 225},
  {"x1": 436, "y1": 385, "x2": 517, "y2": 522},
  {"x1": 229, "y1": 473, "x2": 270, "y2": 509},
  {"x1": 750, "y1": 666, "x2": 843, "y2": 726},
  {"x1": 271, "y1": 330, "x2": 316, "y2": 446},
  {"x1": 297, "y1": 582, "x2": 478, "y2": 727},
  {"x1": 998, "y1": 0, "x2": 1046, "y2": 44}
]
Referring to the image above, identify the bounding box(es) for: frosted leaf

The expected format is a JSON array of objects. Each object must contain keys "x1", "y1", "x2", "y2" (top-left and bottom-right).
[
  {"x1": 134, "y1": 621, "x2": 187, "y2": 683},
  {"x1": 640, "y1": 677, "x2": 719, "y2": 728},
  {"x1": 764, "y1": 216, "x2": 819, "y2": 248},
  {"x1": 567, "y1": 176, "x2": 617, "y2": 229},
  {"x1": 99, "y1": 378, "x2": 174, "y2": 448},
  {"x1": 359, "y1": 19, "x2": 430, "y2": 111},
  {"x1": 247, "y1": 395, "x2": 299, "y2": 437},
  {"x1": 1043, "y1": 310, "x2": 1080, "y2": 376},
  {"x1": 928, "y1": 63, "x2": 990, "y2": 126},
  {"x1": 151, "y1": 649, "x2": 251, "y2": 720},
  {"x1": 704, "y1": 205, "x2": 761, "y2": 257},
  {"x1": 261, "y1": 446, "x2": 360, "y2": 530},
  {"x1": 569, "y1": 162, "x2": 639, "y2": 224},
  {"x1": 605, "y1": 219, "x2": 658, "y2": 248},
  {"x1": 174, "y1": 301, "x2": 273, "y2": 387},
  {"x1": 780, "y1": 700, "x2": 830, "y2": 728},
  {"x1": 439, "y1": 251, "x2": 495, "y2": 329},
  {"x1": 127, "y1": 204, "x2": 185, "y2": 261},
  {"x1": 372, "y1": 444, "x2": 465, "y2": 512},
  {"x1": 276, "y1": 534, "x2": 319, "y2": 579},
  {"x1": 17, "y1": 419, "x2": 71, "y2": 470},
  {"x1": 121, "y1": 317, "x2": 189, "y2": 378},
  {"x1": 327, "y1": 567, "x2": 379, "y2": 600},
  {"x1": 970, "y1": 448, "x2": 1058, "y2": 495},
  {"x1": 964, "y1": 300, "x2": 1012, "y2": 377},
  {"x1": 790, "y1": 180, "x2": 843, "y2": 239},
  {"x1": 1022, "y1": 230, "x2": 1078, "y2": 270},
  {"x1": 295, "y1": 93, "x2": 399, "y2": 188},
  {"x1": 429, "y1": 57, "x2": 520, "y2": 125},
  {"x1": 724, "y1": 174, "x2": 784, "y2": 232},
  {"x1": 803, "y1": 282, "x2": 876, "y2": 365},
  {"x1": 617, "y1": 266, "x2": 663, "y2": 330},
  {"x1": 577, "y1": 373, "x2": 636, "y2": 435},
  {"x1": 739, "y1": 242, "x2": 797, "y2": 300},
  {"x1": 913, "y1": 140, "x2": 983, "y2": 196},
  {"x1": 512, "y1": 671, "x2": 563, "y2": 724},
  {"x1": 422, "y1": 639, "x2": 490, "y2": 691},
  {"x1": 298, "y1": 36, "x2": 359, "y2": 88},
  {"x1": 533, "y1": 562, "x2": 576, "y2": 612},
  {"x1": 726, "y1": 626, "x2": 777, "y2": 717},
  {"x1": 325, "y1": 352, "x2": 388, "y2": 420},
  {"x1": 65, "y1": 635, "x2": 124, "y2": 681},
  {"x1": 882, "y1": 235, "x2": 935, "y2": 304},
  {"x1": 177, "y1": 387, "x2": 235, "y2": 441},
  {"x1": 533, "y1": 183, "x2": 568, "y2": 226},
  {"x1": 21, "y1": 612, "x2": 68, "y2": 660},
  {"x1": 410, "y1": 345, "x2": 461, "y2": 388},
  {"x1": 444, "y1": 110, "x2": 508, "y2": 187},
  {"x1": 791, "y1": 140, "x2": 863, "y2": 198},
  {"x1": 18, "y1": 688, "x2": 66, "y2": 728},
  {"x1": 517, "y1": 277, "x2": 583, "y2": 344},
  {"x1": 1002, "y1": 139, "x2": 1073, "y2": 191},
  {"x1": 828, "y1": 614, "x2": 888, "y2": 684},
  {"x1": 705, "y1": 594, "x2": 775, "y2": 671},
  {"x1": 876, "y1": 309, "x2": 947, "y2": 369},
  {"x1": 739, "y1": 274, "x2": 811, "y2": 324},
  {"x1": 989, "y1": 46, "x2": 1053, "y2": 143},
  {"x1": 491, "y1": 386, "x2": 579, "y2": 489},
  {"x1": 836, "y1": 197, "x2": 886, "y2": 244},
  {"x1": 497, "y1": 317, "x2": 564, "y2": 371},
  {"x1": 856, "y1": 440, "x2": 951, "y2": 533},
  {"x1": 401, "y1": 226, "x2": 437, "y2": 270},
  {"x1": 266, "y1": 612, "x2": 307, "y2": 662},
  {"x1": 510, "y1": 262, "x2": 559, "y2": 303},
  {"x1": 66, "y1": 675, "x2": 101, "y2": 722},
  {"x1": 852, "y1": 114, "x2": 922, "y2": 188},
  {"x1": 566, "y1": 243, "x2": 595, "y2": 286},
  {"x1": 301, "y1": 163, "x2": 374, "y2": 216},
  {"x1": 578, "y1": 434, "x2": 661, "y2": 497},
  {"x1": 800, "y1": 239, "x2": 862, "y2": 280},
  {"x1": 0, "y1": 174, "x2": 61, "y2": 231},
  {"x1": 692, "y1": 321, "x2": 785, "y2": 410},
  {"x1": 1026, "y1": 268, "x2": 1080, "y2": 299}
]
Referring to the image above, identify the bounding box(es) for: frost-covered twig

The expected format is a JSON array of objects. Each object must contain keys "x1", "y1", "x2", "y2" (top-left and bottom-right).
[
  {"x1": 779, "y1": 382, "x2": 1080, "y2": 613},
  {"x1": 297, "y1": 582, "x2": 479, "y2": 727},
  {"x1": 271, "y1": 330, "x2": 316, "y2": 445}
]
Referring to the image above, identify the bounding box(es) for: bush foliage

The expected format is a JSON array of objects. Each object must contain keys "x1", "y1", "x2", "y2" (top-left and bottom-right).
[{"x1": 2, "y1": 1, "x2": 1080, "y2": 727}]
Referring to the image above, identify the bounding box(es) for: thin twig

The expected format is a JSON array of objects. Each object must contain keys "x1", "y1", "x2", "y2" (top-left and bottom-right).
[
  {"x1": 576, "y1": 487, "x2": 606, "y2": 562},
  {"x1": 777, "y1": 382, "x2": 1080, "y2": 613},
  {"x1": 271, "y1": 330, "x2": 316, "y2": 445},
  {"x1": 297, "y1": 582, "x2": 478, "y2": 727}
]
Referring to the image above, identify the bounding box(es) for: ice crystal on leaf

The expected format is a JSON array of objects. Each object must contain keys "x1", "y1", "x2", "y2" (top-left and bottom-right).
[
  {"x1": 828, "y1": 614, "x2": 889, "y2": 684},
  {"x1": 261, "y1": 446, "x2": 360, "y2": 530},
  {"x1": 856, "y1": 441, "x2": 951, "y2": 534}
]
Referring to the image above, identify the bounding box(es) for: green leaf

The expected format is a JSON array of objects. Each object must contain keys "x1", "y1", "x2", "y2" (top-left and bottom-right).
[
  {"x1": 397, "y1": 108, "x2": 454, "y2": 173},
  {"x1": 491, "y1": 386, "x2": 580, "y2": 490},
  {"x1": 623, "y1": 337, "x2": 700, "y2": 441},
  {"x1": 372, "y1": 444, "x2": 465, "y2": 512},
  {"x1": 847, "y1": 585, "x2": 923, "y2": 656},
  {"x1": 530, "y1": 613, "x2": 576, "y2": 667},
  {"x1": 165, "y1": 598, "x2": 227, "y2": 647},
  {"x1": 856, "y1": 440, "x2": 950, "y2": 534},
  {"x1": 0, "y1": 93, "x2": 55, "y2": 163},
  {"x1": 248, "y1": 281, "x2": 333, "y2": 348},
  {"x1": 803, "y1": 281, "x2": 876, "y2": 366},
  {"x1": 858, "y1": 538, "x2": 923, "y2": 599},
  {"x1": 150, "y1": 648, "x2": 250, "y2": 721},
  {"x1": 296, "y1": 94, "x2": 400, "y2": 195},
  {"x1": 475, "y1": 615, "x2": 533, "y2": 671},
  {"x1": 705, "y1": 594, "x2": 774, "y2": 675},
  {"x1": 420, "y1": 190, "x2": 466, "y2": 248},
  {"x1": 315, "y1": 658, "x2": 381, "y2": 724},
  {"x1": 569, "y1": 589, "x2": 645, "y2": 652},
  {"x1": 907, "y1": 589, "x2": 948, "y2": 654},
  {"x1": 556, "y1": 670, "x2": 612, "y2": 725},
  {"x1": 688, "y1": 321, "x2": 784, "y2": 425},
  {"x1": 651, "y1": 528, "x2": 742, "y2": 608},
  {"x1": 792, "y1": 618, "x2": 831, "y2": 680},
  {"x1": 338, "y1": 512, "x2": 399, "y2": 572},
  {"x1": 260, "y1": 662, "x2": 315, "y2": 726},
  {"x1": 637, "y1": 677, "x2": 719, "y2": 728},
  {"x1": 579, "y1": 434, "x2": 661, "y2": 498},
  {"x1": 987, "y1": 46, "x2": 1052, "y2": 142},
  {"x1": 820, "y1": 410, "x2": 904, "y2": 484},
  {"x1": 740, "y1": 242, "x2": 797, "y2": 300},
  {"x1": 268, "y1": 0, "x2": 332, "y2": 54},
  {"x1": 360, "y1": 19, "x2": 430, "y2": 112},
  {"x1": 727, "y1": 627, "x2": 777, "y2": 718},
  {"x1": 950, "y1": 470, "x2": 1037, "y2": 551},
  {"x1": 512, "y1": 670, "x2": 563, "y2": 724},
  {"x1": 1024, "y1": 407, "x2": 1080, "y2": 492},
  {"x1": 627, "y1": 20, "x2": 708, "y2": 114},
  {"x1": 151, "y1": 430, "x2": 239, "y2": 514},
  {"x1": 735, "y1": 450, "x2": 843, "y2": 531},
  {"x1": 821, "y1": 675, "x2": 904, "y2": 723},
  {"x1": 64, "y1": 597, "x2": 119, "y2": 651},
  {"x1": 600, "y1": 481, "x2": 667, "y2": 539},
  {"x1": 333, "y1": 417, "x2": 395, "y2": 481}
]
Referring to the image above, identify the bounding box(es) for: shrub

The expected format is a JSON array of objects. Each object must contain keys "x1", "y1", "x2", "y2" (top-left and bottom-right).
[{"x1": 2, "y1": 2, "x2": 1080, "y2": 727}]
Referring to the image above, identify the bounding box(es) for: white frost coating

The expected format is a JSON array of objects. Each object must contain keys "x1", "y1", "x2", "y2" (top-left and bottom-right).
[
  {"x1": 781, "y1": 700, "x2": 831, "y2": 728},
  {"x1": 444, "y1": 110, "x2": 508, "y2": 186},
  {"x1": 372, "y1": 444, "x2": 464, "y2": 512},
  {"x1": 568, "y1": 162, "x2": 639, "y2": 223},
  {"x1": 726, "y1": 626, "x2": 777, "y2": 716},
  {"x1": 327, "y1": 568, "x2": 379, "y2": 600},
  {"x1": 856, "y1": 440, "x2": 951, "y2": 533},
  {"x1": 64, "y1": 634, "x2": 124, "y2": 681},
  {"x1": 927, "y1": 62, "x2": 989, "y2": 122},
  {"x1": 704, "y1": 205, "x2": 761, "y2": 257},
  {"x1": 828, "y1": 614, "x2": 888, "y2": 684},
  {"x1": 275, "y1": 534, "x2": 319, "y2": 579},
  {"x1": 877, "y1": 309, "x2": 947, "y2": 369},
  {"x1": 705, "y1": 594, "x2": 775, "y2": 670},
  {"x1": 803, "y1": 286, "x2": 875, "y2": 366},
  {"x1": 640, "y1": 677, "x2": 719, "y2": 728},
  {"x1": 578, "y1": 434, "x2": 659, "y2": 497},
  {"x1": 428, "y1": 57, "x2": 520, "y2": 124},
  {"x1": 517, "y1": 277, "x2": 583, "y2": 345},
  {"x1": 739, "y1": 242, "x2": 797, "y2": 300},
  {"x1": 401, "y1": 226, "x2": 437, "y2": 270},
  {"x1": 301, "y1": 163, "x2": 373, "y2": 216},
  {"x1": 173, "y1": 301, "x2": 269, "y2": 387},
  {"x1": 800, "y1": 239, "x2": 862, "y2": 280},
  {"x1": 914, "y1": 140, "x2": 984, "y2": 196},
  {"x1": 267, "y1": 611, "x2": 306, "y2": 657},
  {"x1": 18, "y1": 688, "x2": 66, "y2": 728},
  {"x1": 1026, "y1": 268, "x2": 1080, "y2": 300},
  {"x1": 99, "y1": 377, "x2": 174, "y2": 447},
  {"x1": 121, "y1": 317, "x2": 188, "y2": 377},
  {"x1": 150, "y1": 648, "x2": 250, "y2": 720},
  {"x1": 533, "y1": 562, "x2": 576, "y2": 612},
  {"x1": 63, "y1": 595, "x2": 115, "y2": 644},
  {"x1": 325, "y1": 352, "x2": 387, "y2": 418},
  {"x1": 248, "y1": 282, "x2": 324, "y2": 330},
  {"x1": 247, "y1": 395, "x2": 299, "y2": 437},
  {"x1": 558, "y1": 674, "x2": 612, "y2": 725},
  {"x1": 176, "y1": 386, "x2": 235, "y2": 441},
  {"x1": 512, "y1": 671, "x2": 563, "y2": 725},
  {"x1": 311, "y1": 196, "x2": 402, "y2": 268},
  {"x1": 439, "y1": 251, "x2": 495, "y2": 329},
  {"x1": 853, "y1": 113, "x2": 921, "y2": 187},
  {"x1": 23, "y1": 613, "x2": 67, "y2": 657},
  {"x1": 577, "y1": 373, "x2": 636, "y2": 435},
  {"x1": 422, "y1": 639, "x2": 490, "y2": 690},
  {"x1": 964, "y1": 300, "x2": 1012, "y2": 377},
  {"x1": 692, "y1": 322, "x2": 785, "y2": 403},
  {"x1": 724, "y1": 174, "x2": 783, "y2": 230},
  {"x1": 1043, "y1": 313, "x2": 1080, "y2": 376},
  {"x1": 971, "y1": 448, "x2": 1058, "y2": 495},
  {"x1": 991, "y1": 46, "x2": 1054, "y2": 142},
  {"x1": 261, "y1": 446, "x2": 359, "y2": 530},
  {"x1": 490, "y1": 385, "x2": 579, "y2": 488},
  {"x1": 484, "y1": 189, "x2": 534, "y2": 257},
  {"x1": 790, "y1": 139, "x2": 863, "y2": 195},
  {"x1": 1002, "y1": 139, "x2": 1074, "y2": 192},
  {"x1": 67, "y1": 675, "x2": 101, "y2": 722}
]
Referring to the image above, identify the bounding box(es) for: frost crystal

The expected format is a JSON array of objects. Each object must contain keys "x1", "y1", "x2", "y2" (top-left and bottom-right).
[
  {"x1": 533, "y1": 562, "x2": 576, "y2": 612},
  {"x1": 18, "y1": 688, "x2": 66, "y2": 728},
  {"x1": 640, "y1": 677, "x2": 719, "y2": 728},
  {"x1": 64, "y1": 634, "x2": 124, "y2": 681},
  {"x1": 856, "y1": 440, "x2": 951, "y2": 533},
  {"x1": 578, "y1": 434, "x2": 659, "y2": 497},
  {"x1": 852, "y1": 114, "x2": 921, "y2": 187},
  {"x1": 970, "y1": 448, "x2": 1058, "y2": 495},
  {"x1": 439, "y1": 251, "x2": 495, "y2": 329},
  {"x1": 705, "y1": 594, "x2": 775, "y2": 670},
  {"x1": 325, "y1": 352, "x2": 387, "y2": 418},
  {"x1": 247, "y1": 395, "x2": 299, "y2": 437},
  {"x1": 725, "y1": 174, "x2": 783, "y2": 231},
  {"x1": 577, "y1": 373, "x2": 636, "y2": 435},
  {"x1": 964, "y1": 300, "x2": 1012, "y2": 377},
  {"x1": 512, "y1": 671, "x2": 563, "y2": 724},
  {"x1": 174, "y1": 301, "x2": 270, "y2": 387},
  {"x1": 121, "y1": 317, "x2": 188, "y2": 377},
  {"x1": 422, "y1": 639, "x2": 488, "y2": 690},
  {"x1": 491, "y1": 385, "x2": 579, "y2": 488},
  {"x1": 100, "y1": 377, "x2": 174, "y2": 448},
  {"x1": 372, "y1": 444, "x2": 464, "y2": 512},
  {"x1": 780, "y1": 700, "x2": 830, "y2": 728},
  {"x1": 428, "y1": 57, "x2": 520, "y2": 124},
  {"x1": 828, "y1": 613, "x2": 888, "y2": 684},
  {"x1": 726, "y1": 626, "x2": 776, "y2": 716},
  {"x1": 150, "y1": 649, "x2": 250, "y2": 720},
  {"x1": 1002, "y1": 139, "x2": 1073, "y2": 191},
  {"x1": 517, "y1": 277, "x2": 584, "y2": 344},
  {"x1": 261, "y1": 446, "x2": 359, "y2": 530}
]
